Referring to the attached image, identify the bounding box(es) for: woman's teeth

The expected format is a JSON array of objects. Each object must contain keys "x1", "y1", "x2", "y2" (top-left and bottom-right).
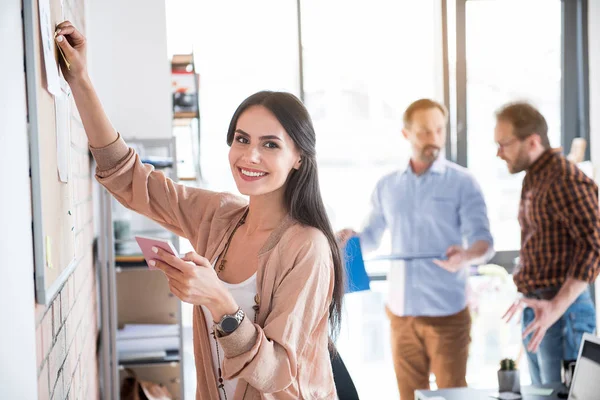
[{"x1": 241, "y1": 169, "x2": 266, "y2": 177}]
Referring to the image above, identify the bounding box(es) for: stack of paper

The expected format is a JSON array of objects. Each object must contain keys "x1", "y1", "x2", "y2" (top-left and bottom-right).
[{"x1": 117, "y1": 324, "x2": 180, "y2": 362}]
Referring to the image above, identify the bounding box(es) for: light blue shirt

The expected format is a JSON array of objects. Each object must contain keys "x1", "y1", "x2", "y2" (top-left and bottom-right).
[{"x1": 360, "y1": 157, "x2": 493, "y2": 317}]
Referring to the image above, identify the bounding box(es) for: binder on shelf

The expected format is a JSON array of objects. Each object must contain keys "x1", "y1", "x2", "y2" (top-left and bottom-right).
[
  {"x1": 171, "y1": 53, "x2": 202, "y2": 182},
  {"x1": 171, "y1": 54, "x2": 199, "y2": 118}
]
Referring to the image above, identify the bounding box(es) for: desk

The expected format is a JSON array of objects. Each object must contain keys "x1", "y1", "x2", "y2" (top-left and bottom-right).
[{"x1": 415, "y1": 383, "x2": 567, "y2": 400}]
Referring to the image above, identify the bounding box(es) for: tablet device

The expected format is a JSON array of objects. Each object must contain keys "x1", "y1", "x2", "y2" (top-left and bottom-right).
[{"x1": 134, "y1": 236, "x2": 178, "y2": 270}]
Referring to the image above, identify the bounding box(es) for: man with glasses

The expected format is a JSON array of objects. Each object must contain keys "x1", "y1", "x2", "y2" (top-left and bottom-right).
[
  {"x1": 497, "y1": 102, "x2": 600, "y2": 385},
  {"x1": 338, "y1": 99, "x2": 494, "y2": 399}
]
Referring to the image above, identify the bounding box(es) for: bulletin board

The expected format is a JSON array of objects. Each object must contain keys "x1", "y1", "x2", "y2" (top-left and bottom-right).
[{"x1": 24, "y1": 0, "x2": 79, "y2": 305}]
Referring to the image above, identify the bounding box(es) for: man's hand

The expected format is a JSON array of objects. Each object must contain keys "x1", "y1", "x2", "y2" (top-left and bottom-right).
[
  {"x1": 502, "y1": 299, "x2": 524, "y2": 325},
  {"x1": 433, "y1": 245, "x2": 469, "y2": 273},
  {"x1": 513, "y1": 279, "x2": 588, "y2": 353},
  {"x1": 520, "y1": 298, "x2": 563, "y2": 353},
  {"x1": 336, "y1": 228, "x2": 358, "y2": 247}
]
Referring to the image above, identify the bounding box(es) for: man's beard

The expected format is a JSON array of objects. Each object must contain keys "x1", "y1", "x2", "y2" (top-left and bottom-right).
[
  {"x1": 418, "y1": 145, "x2": 441, "y2": 163},
  {"x1": 507, "y1": 147, "x2": 531, "y2": 174}
]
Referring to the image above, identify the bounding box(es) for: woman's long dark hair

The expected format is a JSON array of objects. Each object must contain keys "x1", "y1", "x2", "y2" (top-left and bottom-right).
[{"x1": 226, "y1": 91, "x2": 344, "y2": 344}]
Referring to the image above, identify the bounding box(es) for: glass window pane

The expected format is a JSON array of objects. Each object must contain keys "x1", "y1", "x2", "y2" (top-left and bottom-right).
[
  {"x1": 191, "y1": 1, "x2": 302, "y2": 191},
  {"x1": 464, "y1": 0, "x2": 561, "y2": 390},
  {"x1": 301, "y1": 0, "x2": 442, "y2": 267},
  {"x1": 301, "y1": 1, "x2": 441, "y2": 396},
  {"x1": 466, "y1": 0, "x2": 562, "y2": 252}
]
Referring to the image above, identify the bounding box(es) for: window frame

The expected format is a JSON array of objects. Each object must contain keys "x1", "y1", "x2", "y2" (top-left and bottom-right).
[
  {"x1": 442, "y1": 0, "x2": 590, "y2": 270},
  {"x1": 295, "y1": 0, "x2": 591, "y2": 283}
]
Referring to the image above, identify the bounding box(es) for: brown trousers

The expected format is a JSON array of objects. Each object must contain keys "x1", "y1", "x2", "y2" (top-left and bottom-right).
[{"x1": 386, "y1": 307, "x2": 471, "y2": 399}]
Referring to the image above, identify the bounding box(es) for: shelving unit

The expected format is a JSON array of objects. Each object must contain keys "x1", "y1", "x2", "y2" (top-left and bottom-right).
[
  {"x1": 98, "y1": 137, "x2": 185, "y2": 400},
  {"x1": 171, "y1": 53, "x2": 202, "y2": 183}
]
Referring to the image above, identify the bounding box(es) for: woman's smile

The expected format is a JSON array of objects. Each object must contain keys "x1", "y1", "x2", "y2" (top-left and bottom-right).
[{"x1": 237, "y1": 166, "x2": 269, "y2": 182}]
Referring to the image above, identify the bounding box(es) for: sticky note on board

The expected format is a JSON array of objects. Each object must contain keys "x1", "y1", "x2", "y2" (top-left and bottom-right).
[{"x1": 45, "y1": 236, "x2": 54, "y2": 269}]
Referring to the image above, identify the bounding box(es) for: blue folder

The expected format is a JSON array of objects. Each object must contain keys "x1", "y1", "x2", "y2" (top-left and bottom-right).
[
  {"x1": 343, "y1": 237, "x2": 371, "y2": 293},
  {"x1": 343, "y1": 237, "x2": 447, "y2": 293}
]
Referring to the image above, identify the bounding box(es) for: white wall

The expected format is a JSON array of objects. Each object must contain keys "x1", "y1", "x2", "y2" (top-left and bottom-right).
[
  {"x1": 178, "y1": 1, "x2": 302, "y2": 190},
  {"x1": 0, "y1": 0, "x2": 39, "y2": 398},
  {"x1": 589, "y1": 0, "x2": 600, "y2": 330},
  {"x1": 87, "y1": 0, "x2": 172, "y2": 140}
]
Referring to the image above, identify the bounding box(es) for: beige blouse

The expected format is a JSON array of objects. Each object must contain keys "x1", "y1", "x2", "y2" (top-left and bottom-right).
[{"x1": 91, "y1": 135, "x2": 336, "y2": 399}]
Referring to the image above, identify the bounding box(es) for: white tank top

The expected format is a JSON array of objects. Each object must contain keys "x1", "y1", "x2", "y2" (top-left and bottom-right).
[{"x1": 201, "y1": 272, "x2": 257, "y2": 400}]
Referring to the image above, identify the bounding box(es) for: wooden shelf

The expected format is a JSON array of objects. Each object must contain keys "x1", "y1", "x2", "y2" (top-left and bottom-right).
[
  {"x1": 173, "y1": 111, "x2": 199, "y2": 119},
  {"x1": 115, "y1": 255, "x2": 145, "y2": 263},
  {"x1": 171, "y1": 54, "x2": 194, "y2": 66}
]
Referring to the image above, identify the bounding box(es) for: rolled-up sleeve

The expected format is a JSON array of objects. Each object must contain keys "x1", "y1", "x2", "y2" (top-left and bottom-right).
[
  {"x1": 459, "y1": 175, "x2": 494, "y2": 248},
  {"x1": 89, "y1": 133, "x2": 222, "y2": 243}
]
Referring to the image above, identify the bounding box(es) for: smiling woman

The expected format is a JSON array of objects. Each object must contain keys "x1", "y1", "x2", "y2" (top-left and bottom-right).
[
  {"x1": 227, "y1": 104, "x2": 302, "y2": 196},
  {"x1": 54, "y1": 20, "x2": 345, "y2": 400}
]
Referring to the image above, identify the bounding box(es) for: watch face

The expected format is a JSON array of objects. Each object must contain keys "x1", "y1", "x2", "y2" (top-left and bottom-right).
[{"x1": 221, "y1": 317, "x2": 239, "y2": 333}]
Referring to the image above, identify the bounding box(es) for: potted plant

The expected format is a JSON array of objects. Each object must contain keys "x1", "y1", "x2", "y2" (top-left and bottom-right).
[{"x1": 498, "y1": 358, "x2": 521, "y2": 393}]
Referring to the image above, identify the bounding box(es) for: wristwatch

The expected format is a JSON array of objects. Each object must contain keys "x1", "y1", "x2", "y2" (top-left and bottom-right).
[{"x1": 215, "y1": 308, "x2": 245, "y2": 336}]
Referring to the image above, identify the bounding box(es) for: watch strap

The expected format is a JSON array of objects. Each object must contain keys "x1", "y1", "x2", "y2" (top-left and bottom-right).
[{"x1": 216, "y1": 308, "x2": 245, "y2": 336}]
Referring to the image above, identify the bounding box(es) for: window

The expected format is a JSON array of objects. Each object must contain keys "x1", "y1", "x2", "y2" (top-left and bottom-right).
[
  {"x1": 460, "y1": 0, "x2": 562, "y2": 388},
  {"x1": 190, "y1": 1, "x2": 302, "y2": 192},
  {"x1": 166, "y1": 0, "x2": 590, "y2": 396},
  {"x1": 446, "y1": 0, "x2": 590, "y2": 389},
  {"x1": 300, "y1": 1, "x2": 442, "y2": 396},
  {"x1": 300, "y1": 0, "x2": 442, "y2": 251},
  {"x1": 465, "y1": 0, "x2": 562, "y2": 252}
]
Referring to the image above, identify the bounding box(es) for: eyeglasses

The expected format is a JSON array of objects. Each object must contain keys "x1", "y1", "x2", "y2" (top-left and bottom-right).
[{"x1": 496, "y1": 137, "x2": 520, "y2": 152}]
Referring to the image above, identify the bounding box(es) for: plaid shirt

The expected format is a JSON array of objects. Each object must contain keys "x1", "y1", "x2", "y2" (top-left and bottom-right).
[{"x1": 514, "y1": 149, "x2": 600, "y2": 294}]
